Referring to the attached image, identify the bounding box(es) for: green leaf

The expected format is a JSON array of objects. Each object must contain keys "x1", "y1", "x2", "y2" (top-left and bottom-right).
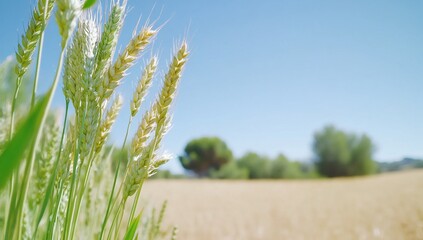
[
  {"x1": 124, "y1": 213, "x2": 142, "y2": 240},
  {"x1": 0, "y1": 94, "x2": 48, "y2": 190},
  {"x1": 82, "y1": 0, "x2": 97, "y2": 9}
]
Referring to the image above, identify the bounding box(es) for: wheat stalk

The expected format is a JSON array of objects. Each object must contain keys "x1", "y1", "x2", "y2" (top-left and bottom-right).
[
  {"x1": 2, "y1": 1, "x2": 188, "y2": 239},
  {"x1": 10, "y1": 0, "x2": 56, "y2": 139},
  {"x1": 122, "y1": 43, "x2": 188, "y2": 201}
]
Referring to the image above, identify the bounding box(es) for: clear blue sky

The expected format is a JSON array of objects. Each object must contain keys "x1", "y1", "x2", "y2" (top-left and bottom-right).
[{"x1": 1, "y1": 0, "x2": 422, "y2": 173}]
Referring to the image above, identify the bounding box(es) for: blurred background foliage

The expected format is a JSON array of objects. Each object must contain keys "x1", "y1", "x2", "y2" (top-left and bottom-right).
[
  {"x1": 98, "y1": 126, "x2": 423, "y2": 180},
  {"x1": 179, "y1": 137, "x2": 234, "y2": 177},
  {"x1": 0, "y1": 56, "x2": 31, "y2": 107},
  {"x1": 313, "y1": 125, "x2": 376, "y2": 177},
  {"x1": 0, "y1": 56, "x2": 32, "y2": 152}
]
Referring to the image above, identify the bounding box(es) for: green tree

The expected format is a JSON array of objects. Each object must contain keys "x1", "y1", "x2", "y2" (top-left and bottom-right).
[
  {"x1": 149, "y1": 170, "x2": 186, "y2": 179},
  {"x1": 179, "y1": 137, "x2": 233, "y2": 177},
  {"x1": 299, "y1": 162, "x2": 320, "y2": 178},
  {"x1": 269, "y1": 154, "x2": 303, "y2": 179},
  {"x1": 237, "y1": 152, "x2": 270, "y2": 179},
  {"x1": 313, "y1": 125, "x2": 376, "y2": 177},
  {"x1": 348, "y1": 134, "x2": 376, "y2": 175},
  {"x1": 209, "y1": 161, "x2": 249, "y2": 179}
]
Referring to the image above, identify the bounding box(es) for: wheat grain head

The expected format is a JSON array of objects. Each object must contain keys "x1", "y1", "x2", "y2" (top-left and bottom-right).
[
  {"x1": 15, "y1": 0, "x2": 55, "y2": 81},
  {"x1": 94, "y1": 95, "x2": 123, "y2": 154},
  {"x1": 130, "y1": 56, "x2": 158, "y2": 118},
  {"x1": 100, "y1": 25, "x2": 157, "y2": 101},
  {"x1": 56, "y1": 0, "x2": 81, "y2": 47}
]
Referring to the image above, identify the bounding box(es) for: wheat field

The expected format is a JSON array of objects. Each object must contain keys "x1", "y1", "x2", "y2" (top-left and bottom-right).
[{"x1": 141, "y1": 170, "x2": 423, "y2": 240}]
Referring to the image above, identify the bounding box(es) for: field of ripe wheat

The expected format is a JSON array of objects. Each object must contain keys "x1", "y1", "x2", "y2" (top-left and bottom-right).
[{"x1": 142, "y1": 170, "x2": 423, "y2": 240}]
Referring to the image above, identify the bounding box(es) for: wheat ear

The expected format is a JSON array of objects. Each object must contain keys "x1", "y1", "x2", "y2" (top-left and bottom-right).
[
  {"x1": 56, "y1": 0, "x2": 81, "y2": 47},
  {"x1": 123, "y1": 43, "x2": 188, "y2": 199},
  {"x1": 155, "y1": 42, "x2": 189, "y2": 129},
  {"x1": 100, "y1": 26, "x2": 157, "y2": 101},
  {"x1": 15, "y1": 0, "x2": 55, "y2": 80},
  {"x1": 130, "y1": 108, "x2": 156, "y2": 159},
  {"x1": 123, "y1": 146, "x2": 151, "y2": 199},
  {"x1": 130, "y1": 57, "x2": 158, "y2": 117},
  {"x1": 92, "y1": 4, "x2": 126, "y2": 95},
  {"x1": 94, "y1": 95, "x2": 123, "y2": 154},
  {"x1": 63, "y1": 17, "x2": 99, "y2": 107},
  {"x1": 148, "y1": 153, "x2": 172, "y2": 177}
]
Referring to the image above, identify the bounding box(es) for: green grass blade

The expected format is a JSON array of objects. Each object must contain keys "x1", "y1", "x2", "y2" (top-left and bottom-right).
[
  {"x1": 83, "y1": 0, "x2": 97, "y2": 9},
  {"x1": 124, "y1": 213, "x2": 142, "y2": 240},
  {"x1": 0, "y1": 94, "x2": 48, "y2": 190}
]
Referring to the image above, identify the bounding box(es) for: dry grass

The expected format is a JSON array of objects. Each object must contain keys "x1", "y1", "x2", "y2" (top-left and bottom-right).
[{"x1": 142, "y1": 170, "x2": 423, "y2": 240}]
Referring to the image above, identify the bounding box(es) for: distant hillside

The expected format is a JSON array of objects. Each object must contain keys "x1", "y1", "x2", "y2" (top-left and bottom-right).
[{"x1": 378, "y1": 158, "x2": 423, "y2": 172}]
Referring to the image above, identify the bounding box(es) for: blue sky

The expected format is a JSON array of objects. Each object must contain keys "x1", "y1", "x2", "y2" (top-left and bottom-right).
[{"x1": 1, "y1": 0, "x2": 422, "y2": 172}]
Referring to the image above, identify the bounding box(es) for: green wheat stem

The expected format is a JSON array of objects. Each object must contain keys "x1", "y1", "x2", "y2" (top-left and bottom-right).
[
  {"x1": 107, "y1": 200, "x2": 125, "y2": 240},
  {"x1": 113, "y1": 200, "x2": 126, "y2": 239},
  {"x1": 99, "y1": 117, "x2": 132, "y2": 240},
  {"x1": 62, "y1": 127, "x2": 79, "y2": 240},
  {"x1": 63, "y1": 103, "x2": 86, "y2": 240},
  {"x1": 72, "y1": 133, "x2": 97, "y2": 229},
  {"x1": 33, "y1": 100, "x2": 69, "y2": 238},
  {"x1": 46, "y1": 180, "x2": 63, "y2": 239},
  {"x1": 127, "y1": 168, "x2": 155, "y2": 230},
  {"x1": 127, "y1": 187, "x2": 142, "y2": 229},
  {"x1": 9, "y1": 78, "x2": 21, "y2": 139},
  {"x1": 30, "y1": 26, "x2": 46, "y2": 109},
  {"x1": 71, "y1": 102, "x2": 109, "y2": 238},
  {"x1": 125, "y1": 159, "x2": 152, "y2": 232}
]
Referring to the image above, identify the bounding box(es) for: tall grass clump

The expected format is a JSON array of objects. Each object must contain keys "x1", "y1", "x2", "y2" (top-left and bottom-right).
[{"x1": 0, "y1": 0, "x2": 189, "y2": 239}]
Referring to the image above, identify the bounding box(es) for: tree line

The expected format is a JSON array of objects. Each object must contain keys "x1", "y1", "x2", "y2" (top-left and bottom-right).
[
  {"x1": 176, "y1": 125, "x2": 378, "y2": 179},
  {"x1": 117, "y1": 124, "x2": 421, "y2": 179}
]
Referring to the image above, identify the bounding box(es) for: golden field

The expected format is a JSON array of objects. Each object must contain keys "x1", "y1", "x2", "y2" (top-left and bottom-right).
[{"x1": 141, "y1": 170, "x2": 423, "y2": 240}]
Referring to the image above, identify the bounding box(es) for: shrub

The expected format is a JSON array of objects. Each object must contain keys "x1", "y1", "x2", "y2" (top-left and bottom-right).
[
  {"x1": 313, "y1": 125, "x2": 376, "y2": 177},
  {"x1": 237, "y1": 152, "x2": 271, "y2": 179},
  {"x1": 150, "y1": 170, "x2": 186, "y2": 179},
  {"x1": 209, "y1": 161, "x2": 249, "y2": 179},
  {"x1": 179, "y1": 137, "x2": 233, "y2": 177},
  {"x1": 269, "y1": 154, "x2": 303, "y2": 179}
]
